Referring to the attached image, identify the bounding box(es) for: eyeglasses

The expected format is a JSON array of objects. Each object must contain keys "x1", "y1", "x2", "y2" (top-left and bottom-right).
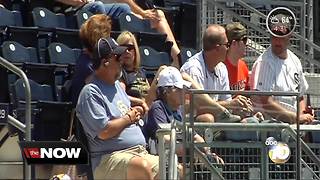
[
  {"x1": 217, "y1": 43, "x2": 230, "y2": 49},
  {"x1": 122, "y1": 44, "x2": 135, "y2": 51}
]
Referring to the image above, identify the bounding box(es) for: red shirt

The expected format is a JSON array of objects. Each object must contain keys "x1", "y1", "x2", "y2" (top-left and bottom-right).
[{"x1": 224, "y1": 58, "x2": 250, "y2": 90}]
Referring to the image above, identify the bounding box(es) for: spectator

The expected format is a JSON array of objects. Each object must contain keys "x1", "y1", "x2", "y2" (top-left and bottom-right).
[
  {"x1": 224, "y1": 22, "x2": 250, "y2": 91},
  {"x1": 57, "y1": 0, "x2": 181, "y2": 67},
  {"x1": 116, "y1": 31, "x2": 158, "y2": 108},
  {"x1": 250, "y1": 13, "x2": 314, "y2": 124},
  {"x1": 181, "y1": 24, "x2": 252, "y2": 120},
  {"x1": 71, "y1": 14, "x2": 112, "y2": 106},
  {"x1": 116, "y1": 31, "x2": 239, "y2": 123},
  {"x1": 145, "y1": 66, "x2": 224, "y2": 164},
  {"x1": 76, "y1": 37, "x2": 159, "y2": 179}
]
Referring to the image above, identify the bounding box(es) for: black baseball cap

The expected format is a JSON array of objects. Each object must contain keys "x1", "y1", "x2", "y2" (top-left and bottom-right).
[{"x1": 92, "y1": 37, "x2": 128, "y2": 69}]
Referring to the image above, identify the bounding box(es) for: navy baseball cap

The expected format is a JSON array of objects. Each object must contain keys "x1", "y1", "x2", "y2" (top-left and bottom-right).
[{"x1": 92, "y1": 37, "x2": 128, "y2": 69}]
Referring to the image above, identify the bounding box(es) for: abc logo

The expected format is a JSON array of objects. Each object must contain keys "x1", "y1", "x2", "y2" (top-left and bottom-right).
[
  {"x1": 265, "y1": 137, "x2": 278, "y2": 146},
  {"x1": 268, "y1": 142, "x2": 291, "y2": 164}
]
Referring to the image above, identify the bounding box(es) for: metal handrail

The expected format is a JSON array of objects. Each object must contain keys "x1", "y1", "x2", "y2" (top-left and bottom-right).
[
  {"x1": 186, "y1": 89, "x2": 303, "y2": 180},
  {"x1": 0, "y1": 56, "x2": 31, "y2": 180}
]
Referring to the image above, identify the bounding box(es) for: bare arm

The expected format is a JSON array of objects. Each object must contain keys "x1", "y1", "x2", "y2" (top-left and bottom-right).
[
  {"x1": 181, "y1": 72, "x2": 225, "y2": 115},
  {"x1": 253, "y1": 95, "x2": 313, "y2": 124}
]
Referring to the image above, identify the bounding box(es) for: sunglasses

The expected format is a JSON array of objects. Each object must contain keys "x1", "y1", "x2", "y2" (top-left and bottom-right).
[
  {"x1": 122, "y1": 44, "x2": 135, "y2": 51},
  {"x1": 236, "y1": 36, "x2": 248, "y2": 44}
]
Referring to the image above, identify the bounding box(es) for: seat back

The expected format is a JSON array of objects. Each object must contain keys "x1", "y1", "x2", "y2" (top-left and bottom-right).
[
  {"x1": 48, "y1": 42, "x2": 79, "y2": 65},
  {"x1": 34, "y1": 101, "x2": 73, "y2": 141},
  {"x1": 75, "y1": 115, "x2": 94, "y2": 180},
  {"x1": 180, "y1": 47, "x2": 197, "y2": 65},
  {"x1": 53, "y1": 28, "x2": 82, "y2": 49},
  {"x1": 32, "y1": 7, "x2": 66, "y2": 28},
  {"x1": 179, "y1": 2, "x2": 197, "y2": 48},
  {"x1": 76, "y1": 9, "x2": 94, "y2": 28},
  {"x1": 12, "y1": 78, "x2": 54, "y2": 104},
  {"x1": 1, "y1": 41, "x2": 38, "y2": 64},
  {"x1": 6, "y1": 26, "x2": 39, "y2": 48},
  {"x1": 0, "y1": 8, "x2": 23, "y2": 27},
  {"x1": 118, "y1": 13, "x2": 157, "y2": 33},
  {"x1": 139, "y1": 46, "x2": 171, "y2": 79}
]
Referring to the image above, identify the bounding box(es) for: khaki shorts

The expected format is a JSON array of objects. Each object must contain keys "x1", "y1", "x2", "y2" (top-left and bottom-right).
[{"x1": 94, "y1": 145, "x2": 159, "y2": 180}]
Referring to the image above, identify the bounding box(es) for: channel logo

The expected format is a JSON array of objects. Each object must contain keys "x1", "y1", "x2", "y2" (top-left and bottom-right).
[
  {"x1": 19, "y1": 141, "x2": 88, "y2": 164},
  {"x1": 265, "y1": 137, "x2": 291, "y2": 164}
]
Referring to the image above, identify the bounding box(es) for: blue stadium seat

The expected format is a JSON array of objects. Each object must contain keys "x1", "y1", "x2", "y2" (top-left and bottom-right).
[
  {"x1": 0, "y1": 7, "x2": 23, "y2": 27},
  {"x1": 118, "y1": 12, "x2": 157, "y2": 33},
  {"x1": 53, "y1": 28, "x2": 82, "y2": 49},
  {"x1": 76, "y1": 9, "x2": 94, "y2": 28},
  {"x1": 0, "y1": 7, "x2": 23, "y2": 44},
  {"x1": 179, "y1": 2, "x2": 196, "y2": 48},
  {"x1": 139, "y1": 46, "x2": 171, "y2": 79},
  {"x1": 32, "y1": 7, "x2": 67, "y2": 29},
  {"x1": 11, "y1": 78, "x2": 73, "y2": 141},
  {"x1": 180, "y1": 47, "x2": 197, "y2": 65},
  {"x1": 1, "y1": 41, "x2": 39, "y2": 65},
  {"x1": 47, "y1": 42, "x2": 80, "y2": 65}
]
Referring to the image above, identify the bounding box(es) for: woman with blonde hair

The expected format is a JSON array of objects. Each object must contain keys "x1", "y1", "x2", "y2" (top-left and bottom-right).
[{"x1": 117, "y1": 31, "x2": 161, "y2": 109}]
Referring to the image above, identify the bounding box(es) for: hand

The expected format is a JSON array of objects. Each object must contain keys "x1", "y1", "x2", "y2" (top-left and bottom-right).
[
  {"x1": 253, "y1": 112, "x2": 265, "y2": 121},
  {"x1": 126, "y1": 108, "x2": 141, "y2": 124},
  {"x1": 299, "y1": 113, "x2": 314, "y2": 124},
  {"x1": 132, "y1": 106, "x2": 145, "y2": 117},
  {"x1": 230, "y1": 95, "x2": 253, "y2": 114},
  {"x1": 205, "y1": 151, "x2": 224, "y2": 165},
  {"x1": 143, "y1": 9, "x2": 160, "y2": 21}
]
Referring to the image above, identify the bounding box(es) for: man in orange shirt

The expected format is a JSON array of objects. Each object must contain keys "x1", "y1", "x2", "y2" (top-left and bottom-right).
[{"x1": 224, "y1": 22, "x2": 250, "y2": 91}]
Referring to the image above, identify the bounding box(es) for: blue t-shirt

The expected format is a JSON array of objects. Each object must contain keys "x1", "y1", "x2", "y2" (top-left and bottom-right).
[
  {"x1": 76, "y1": 77, "x2": 146, "y2": 169},
  {"x1": 71, "y1": 52, "x2": 94, "y2": 106},
  {"x1": 145, "y1": 100, "x2": 182, "y2": 141}
]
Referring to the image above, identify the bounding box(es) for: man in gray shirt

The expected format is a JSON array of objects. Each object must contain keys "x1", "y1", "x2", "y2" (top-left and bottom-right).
[{"x1": 76, "y1": 37, "x2": 159, "y2": 179}]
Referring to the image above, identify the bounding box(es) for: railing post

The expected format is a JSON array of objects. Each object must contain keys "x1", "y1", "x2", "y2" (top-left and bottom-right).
[{"x1": 0, "y1": 56, "x2": 32, "y2": 180}]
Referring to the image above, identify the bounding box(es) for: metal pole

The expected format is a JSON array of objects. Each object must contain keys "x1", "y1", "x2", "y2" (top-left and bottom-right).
[
  {"x1": 296, "y1": 95, "x2": 301, "y2": 180},
  {"x1": 0, "y1": 57, "x2": 31, "y2": 180}
]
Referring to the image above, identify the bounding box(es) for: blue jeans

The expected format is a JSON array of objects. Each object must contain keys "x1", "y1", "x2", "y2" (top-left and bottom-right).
[
  {"x1": 83, "y1": 2, "x2": 131, "y2": 19},
  {"x1": 224, "y1": 116, "x2": 260, "y2": 141}
]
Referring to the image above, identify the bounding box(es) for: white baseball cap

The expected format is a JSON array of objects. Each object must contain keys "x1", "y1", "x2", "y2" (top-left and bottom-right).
[{"x1": 157, "y1": 66, "x2": 192, "y2": 89}]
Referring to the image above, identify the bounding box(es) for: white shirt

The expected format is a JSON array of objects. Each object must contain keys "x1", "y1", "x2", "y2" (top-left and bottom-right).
[
  {"x1": 250, "y1": 47, "x2": 308, "y2": 111},
  {"x1": 180, "y1": 51, "x2": 231, "y2": 101}
]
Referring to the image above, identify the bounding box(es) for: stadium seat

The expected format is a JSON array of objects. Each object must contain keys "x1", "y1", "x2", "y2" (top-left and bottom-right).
[
  {"x1": 0, "y1": 7, "x2": 23, "y2": 27},
  {"x1": 32, "y1": 7, "x2": 67, "y2": 29},
  {"x1": 47, "y1": 42, "x2": 80, "y2": 83},
  {"x1": 179, "y1": 2, "x2": 196, "y2": 48},
  {"x1": 118, "y1": 13, "x2": 157, "y2": 33},
  {"x1": 74, "y1": 115, "x2": 94, "y2": 180},
  {"x1": 10, "y1": 78, "x2": 55, "y2": 108},
  {"x1": 33, "y1": 101, "x2": 73, "y2": 141},
  {"x1": 1, "y1": 41, "x2": 39, "y2": 66},
  {"x1": 180, "y1": 47, "x2": 197, "y2": 65},
  {"x1": 53, "y1": 28, "x2": 82, "y2": 49},
  {"x1": 6, "y1": 26, "x2": 39, "y2": 48},
  {"x1": 11, "y1": 78, "x2": 73, "y2": 141},
  {"x1": 47, "y1": 42, "x2": 79, "y2": 65},
  {"x1": 76, "y1": 9, "x2": 94, "y2": 28},
  {"x1": 139, "y1": 46, "x2": 171, "y2": 79},
  {"x1": 137, "y1": 32, "x2": 170, "y2": 53},
  {"x1": 0, "y1": 7, "x2": 23, "y2": 44}
]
